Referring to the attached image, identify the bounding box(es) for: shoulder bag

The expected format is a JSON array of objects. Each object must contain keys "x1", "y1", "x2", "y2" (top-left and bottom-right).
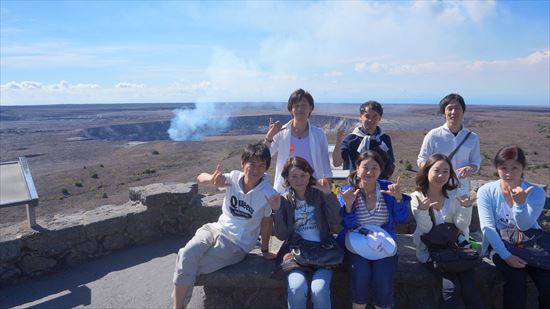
[
  {"x1": 499, "y1": 227, "x2": 550, "y2": 270},
  {"x1": 420, "y1": 208, "x2": 481, "y2": 273}
]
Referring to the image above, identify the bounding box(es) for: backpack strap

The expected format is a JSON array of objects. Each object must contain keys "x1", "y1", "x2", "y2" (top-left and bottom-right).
[{"x1": 448, "y1": 131, "x2": 472, "y2": 160}]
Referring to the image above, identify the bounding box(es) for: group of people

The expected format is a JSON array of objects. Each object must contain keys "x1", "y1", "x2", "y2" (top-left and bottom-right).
[{"x1": 171, "y1": 89, "x2": 549, "y2": 309}]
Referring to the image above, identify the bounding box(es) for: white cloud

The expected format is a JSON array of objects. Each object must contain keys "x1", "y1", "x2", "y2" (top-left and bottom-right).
[
  {"x1": 115, "y1": 82, "x2": 144, "y2": 89},
  {"x1": 353, "y1": 49, "x2": 550, "y2": 75}
]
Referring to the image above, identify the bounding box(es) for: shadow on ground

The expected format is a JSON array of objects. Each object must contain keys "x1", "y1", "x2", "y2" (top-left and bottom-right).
[{"x1": 0, "y1": 235, "x2": 187, "y2": 308}]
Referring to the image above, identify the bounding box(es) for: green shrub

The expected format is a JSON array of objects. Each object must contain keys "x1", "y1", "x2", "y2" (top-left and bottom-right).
[
  {"x1": 143, "y1": 168, "x2": 156, "y2": 175},
  {"x1": 91, "y1": 173, "x2": 99, "y2": 179},
  {"x1": 405, "y1": 161, "x2": 413, "y2": 171},
  {"x1": 100, "y1": 164, "x2": 104, "y2": 168},
  {"x1": 152, "y1": 150, "x2": 160, "y2": 155},
  {"x1": 102, "y1": 192, "x2": 108, "y2": 198},
  {"x1": 61, "y1": 188, "x2": 69, "y2": 195},
  {"x1": 75, "y1": 181, "x2": 83, "y2": 187}
]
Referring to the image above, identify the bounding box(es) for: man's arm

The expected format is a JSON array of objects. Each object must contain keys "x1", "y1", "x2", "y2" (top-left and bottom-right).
[
  {"x1": 260, "y1": 216, "x2": 276, "y2": 259},
  {"x1": 197, "y1": 164, "x2": 227, "y2": 188}
]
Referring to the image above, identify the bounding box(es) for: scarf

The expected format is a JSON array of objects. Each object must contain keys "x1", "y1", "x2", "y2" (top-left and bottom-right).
[{"x1": 352, "y1": 126, "x2": 388, "y2": 154}]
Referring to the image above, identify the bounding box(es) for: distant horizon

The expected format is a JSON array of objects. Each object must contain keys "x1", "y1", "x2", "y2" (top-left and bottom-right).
[{"x1": 1, "y1": 101, "x2": 548, "y2": 109}]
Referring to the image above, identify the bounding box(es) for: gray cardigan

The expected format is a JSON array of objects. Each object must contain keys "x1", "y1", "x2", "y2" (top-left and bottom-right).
[{"x1": 272, "y1": 187, "x2": 341, "y2": 244}]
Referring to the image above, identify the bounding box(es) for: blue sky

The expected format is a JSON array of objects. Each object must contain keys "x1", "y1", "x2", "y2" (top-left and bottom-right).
[{"x1": 1, "y1": 1, "x2": 549, "y2": 106}]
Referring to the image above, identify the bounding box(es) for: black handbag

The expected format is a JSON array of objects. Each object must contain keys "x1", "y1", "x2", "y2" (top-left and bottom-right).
[
  {"x1": 421, "y1": 212, "x2": 482, "y2": 273},
  {"x1": 289, "y1": 236, "x2": 344, "y2": 269},
  {"x1": 499, "y1": 227, "x2": 550, "y2": 270}
]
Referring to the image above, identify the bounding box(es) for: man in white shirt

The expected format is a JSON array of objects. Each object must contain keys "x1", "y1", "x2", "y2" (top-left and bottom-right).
[
  {"x1": 417, "y1": 93, "x2": 481, "y2": 196},
  {"x1": 172, "y1": 142, "x2": 278, "y2": 309}
]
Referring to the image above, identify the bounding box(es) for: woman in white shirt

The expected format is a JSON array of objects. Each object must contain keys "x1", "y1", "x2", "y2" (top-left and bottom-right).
[
  {"x1": 264, "y1": 89, "x2": 332, "y2": 193},
  {"x1": 411, "y1": 153, "x2": 483, "y2": 309}
]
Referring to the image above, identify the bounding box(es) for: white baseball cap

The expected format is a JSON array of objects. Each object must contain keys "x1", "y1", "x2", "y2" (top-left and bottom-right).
[{"x1": 345, "y1": 224, "x2": 397, "y2": 260}]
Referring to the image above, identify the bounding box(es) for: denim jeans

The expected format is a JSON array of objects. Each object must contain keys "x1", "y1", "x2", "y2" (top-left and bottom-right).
[
  {"x1": 347, "y1": 252, "x2": 398, "y2": 308},
  {"x1": 493, "y1": 254, "x2": 550, "y2": 309},
  {"x1": 287, "y1": 268, "x2": 333, "y2": 309},
  {"x1": 423, "y1": 262, "x2": 484, "y2": 309}
]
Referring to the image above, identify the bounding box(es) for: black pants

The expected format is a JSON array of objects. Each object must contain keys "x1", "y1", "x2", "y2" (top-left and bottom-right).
[
  {"x1": 493, "y1": 254, "x2": 550, "y2": 309},
  {"x1": 423, "y1": 262, "x2": 484, "y2": 309}
]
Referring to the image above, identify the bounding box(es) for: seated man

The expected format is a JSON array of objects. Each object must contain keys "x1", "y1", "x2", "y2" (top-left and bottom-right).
[{"x1": 172, "y1": 142, "x2": 278, "y2": 309}]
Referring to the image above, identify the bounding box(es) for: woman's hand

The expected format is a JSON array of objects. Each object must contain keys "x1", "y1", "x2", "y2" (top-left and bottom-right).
[
  {"x1": 509, "y1": 185, "x2": 534, "y2": 205},
  {"x1": 312, "y1": 178, "x2": 331, "y2": 194},
  {"x1": 341, "y1": 187, "x2": 360, "y2": 213},
  {"x1": 456, "y1": 195, "x2": 476, "y2": 208},
  {"x1": 265, "y1": 117, "x2": 283, "y2": 142},
  {"x1": 415, "y1": 195, "x2": 439, "y2": 210},
  {"x1": 381, "y1": 176, "x2": 403, "y2": 201},
  {"x1": 265, "y1": 193, "x2": 281, "y2": 211},
  {"x1": 505, "y1": 255, "x2": 527, "y2": 268}
]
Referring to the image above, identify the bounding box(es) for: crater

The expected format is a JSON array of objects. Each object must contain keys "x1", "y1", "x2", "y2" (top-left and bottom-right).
[{"x1": 79, "y1": 115, "x2": 358, "y2": 141}]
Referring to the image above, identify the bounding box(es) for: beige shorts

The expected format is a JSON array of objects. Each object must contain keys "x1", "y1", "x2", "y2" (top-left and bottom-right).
[{"x1": 172, "y1": 223, "x2": 246, "y2": 286}]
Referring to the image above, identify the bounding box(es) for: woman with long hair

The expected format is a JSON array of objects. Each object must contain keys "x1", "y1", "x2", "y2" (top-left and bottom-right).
[{"x1": 411, "y1": 153, "x2": 483, "y2": 309}]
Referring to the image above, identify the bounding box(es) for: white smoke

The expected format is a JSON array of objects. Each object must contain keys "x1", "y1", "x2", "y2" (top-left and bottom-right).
[{"x1": 167, "y1": 103, "x2": 230, "y2": 141}]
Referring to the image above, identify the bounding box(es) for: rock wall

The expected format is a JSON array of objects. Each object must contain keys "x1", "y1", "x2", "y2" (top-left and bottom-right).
[{"x1": 0, "y1": 183, "x2": 211, "y2": 286}]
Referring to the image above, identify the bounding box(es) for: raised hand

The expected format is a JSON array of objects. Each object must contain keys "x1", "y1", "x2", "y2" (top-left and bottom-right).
[
  {"x1": 415, "y1": 195, "x2": 439, "y2": 210},
  {"x1": 456, "y1": 165, "x2": 475, "y2": 179},
  {"x1": 336, "y1": 127, "x2": 345, "y2": 143},
  {"x1": 265, "y1": 193, "x2": 281, "y2": 211},
  {"x1": 312, "y1": 178, "x2": 331, "y2": 194},
  {"x1": 456, "y1": 195, "x2": 476, "y2": 208},
  {"x1": 265, "y1": 117, "x2": 283, "y2": 141},
  {"x1": 211, "y1": 164, "x2": 226, "y2": 186},
  {"x1": 509, "y1": 185, "x2": 534, "y2": 205},
  {"x1": 381, "y1": 175, "x2": 403, "y2": 201},
  {"x1": 341, "y1": 187, "x2": 360, "y2": 212}
]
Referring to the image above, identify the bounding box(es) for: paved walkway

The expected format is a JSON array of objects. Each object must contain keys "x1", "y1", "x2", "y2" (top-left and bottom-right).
[{"x1": 0, "y1": 236, "x2": 205, "y2": 309}]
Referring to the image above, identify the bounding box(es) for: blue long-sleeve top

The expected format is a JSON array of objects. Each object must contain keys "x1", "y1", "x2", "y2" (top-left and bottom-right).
[
  {"x1": 477, "y1": 179, "x2": 546, "y2": 260},
  {"x1": 336, "y1": 179, "x2": 411, "y2": 246}
]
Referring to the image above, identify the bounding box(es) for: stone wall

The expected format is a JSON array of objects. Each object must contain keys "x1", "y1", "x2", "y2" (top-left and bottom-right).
[{"x1": 0, "y1": 183, "x2": 209, "y2": 286}]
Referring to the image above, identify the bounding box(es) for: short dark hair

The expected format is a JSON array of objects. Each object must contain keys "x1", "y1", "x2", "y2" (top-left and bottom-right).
[
  {"x1": 347, "y1": 150, "x2": 385, "y2": 189},
  {"x1": 281, "y1": 156, "x2": 317, "y2": 189},
  {"x1": 241, "y1": 142, "x2": 271, "y2": 170},
  {"x1": 415, "y1": 153, "x2": 458, "y2": 198},
  {"x1": 494, "y1": 145, "x2": 526, "y2": 169},
  {"x1": 360, "y1": 100, "x2": 383, "y2": 117},
  {"x1": 439, "y1": 93, "x2": 466, "y2": 114},
  {"x1": 287, "y1": 88, "x2": 314, "y2": 112}
]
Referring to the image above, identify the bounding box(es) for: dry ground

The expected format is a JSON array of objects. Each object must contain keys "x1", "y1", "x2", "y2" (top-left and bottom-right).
[{"x1": 1, "y1": 103, "x2": 549, "y2": 231}]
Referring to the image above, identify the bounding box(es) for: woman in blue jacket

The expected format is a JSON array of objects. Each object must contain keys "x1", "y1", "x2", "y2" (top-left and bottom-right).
[{"x1": 339, "y1": 150, "x2": 411, "y2": 309}]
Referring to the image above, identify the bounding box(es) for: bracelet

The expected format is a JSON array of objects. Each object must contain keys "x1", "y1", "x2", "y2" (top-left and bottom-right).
[
  {"x1": 261, "y1": 248, "x2": 269, "y2": 253},
  {"x1": 264, "y1": 138, "x2": 273, "y2": 143}
]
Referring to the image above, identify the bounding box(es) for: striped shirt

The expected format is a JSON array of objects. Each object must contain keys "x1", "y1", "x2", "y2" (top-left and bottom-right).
[{"x1": 354, "y1": 184, "x2": 389, "y2": 226}]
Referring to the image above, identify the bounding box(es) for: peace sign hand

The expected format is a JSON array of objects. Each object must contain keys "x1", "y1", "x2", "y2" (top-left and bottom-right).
[
  {"x1": 381, "y1": 176, "x2": 403, "y2": 201},
  {"x1": 456, "y1": 195, "x2": 476, "y2": 208},
  {"x1": 341, "y1": 187, "x2": 360, "y2": 213},
  {"x1": 312, "y1": 178, "x2": 331, "y2": 194},
  {"x1": 336, "y1": 127, "x2": 346, "y2": 143},
  {"x1": 266, "y1": 117, "x2": 283, "y2": 141},
  {"x1": 415, "y1": 195, "x2": 439, "y2": 210},
  {"x1": 265, "y1": 193, "x2": 281, "y2": 211},
  {"x1": 211, "y1": 164, "x2": 226, "y2": 186},
  {"x1": 509, "y1": 185, "x2": 534, "y2": 205}
]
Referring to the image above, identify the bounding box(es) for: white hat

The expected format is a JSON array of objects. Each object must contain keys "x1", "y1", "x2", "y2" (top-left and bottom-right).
[{"x1": 345, "y1": 224, "x2": 397, "y2": 260}]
